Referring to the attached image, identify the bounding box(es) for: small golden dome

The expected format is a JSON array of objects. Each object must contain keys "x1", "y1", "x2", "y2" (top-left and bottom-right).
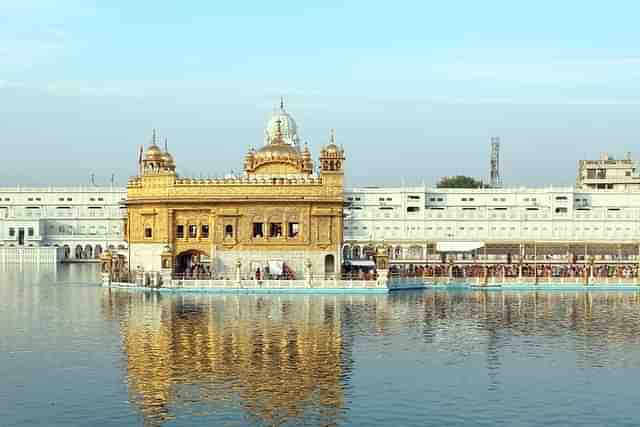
[
  {"x1": 145, "y1": 144, "x2": 163, "y2": 161},
  {"x1": 324, "y1": 143, "x2": 339, "y2": 155},
  {"x1": 160, "y1": 151, "x2": 175, "y2": 165}
]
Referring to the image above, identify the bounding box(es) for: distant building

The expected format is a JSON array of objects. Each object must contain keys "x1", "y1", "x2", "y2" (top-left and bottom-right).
[
  {"x1": 577, "y1": 152, "x2": 640, "y2": 190},
  {"x1": 343, "y1": 185, "x2": 640, "y2": 264},
  {"x1": 0, "y1": 186, "x2": 127, "y2": 262}
]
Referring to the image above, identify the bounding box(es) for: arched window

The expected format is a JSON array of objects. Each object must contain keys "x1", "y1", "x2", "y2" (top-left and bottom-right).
[
  {"x1": 144, "y1": 226, "x2": 153, "y2": 238},
  {"x1": 224, "y1": 224, "x2": 234, "y2": 238}
]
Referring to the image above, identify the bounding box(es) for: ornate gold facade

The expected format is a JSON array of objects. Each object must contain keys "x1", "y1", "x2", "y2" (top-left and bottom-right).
[{"x1": 126, "y1": 104, "x2": 346, "y2": 276}]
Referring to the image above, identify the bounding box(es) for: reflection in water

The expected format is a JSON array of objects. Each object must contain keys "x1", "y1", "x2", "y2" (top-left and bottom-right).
[
  {"x1": 101, "y1": 292, "x2": 377, "y2": 425},
  {"x1": 101, "y1": 289, "x2": 640, "y2": 425}
]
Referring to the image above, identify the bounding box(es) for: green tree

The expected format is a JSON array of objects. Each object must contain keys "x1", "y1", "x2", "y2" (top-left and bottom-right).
[{"x1": 436, "y1": 175, "x2": 485, "y2": 189}]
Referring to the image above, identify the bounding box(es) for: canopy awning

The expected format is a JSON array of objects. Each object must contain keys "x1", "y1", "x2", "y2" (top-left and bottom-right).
[
  {"x1": 347, "y1": 260, "x2": 376, "y2": 267},
  {"x1": 436, "y1": 241, "x2": 485, "y2": 252}
]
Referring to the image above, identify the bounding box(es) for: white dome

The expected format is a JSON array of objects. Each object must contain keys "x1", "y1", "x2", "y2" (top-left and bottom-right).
[{"x1": 264, "y1": 99, "x2": 300, "y2": 148}]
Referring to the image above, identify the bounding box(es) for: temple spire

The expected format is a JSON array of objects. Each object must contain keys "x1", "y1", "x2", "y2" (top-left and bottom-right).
[
  {"x1": 152, "y1": 128, "x2": 157, "y2": 145},
  {"x1": 280, "y1": 96, "x2": 285, "y2": 111},
  {"x1": 164, "y1": 137, "x2": 168, "y2": 152},
  {"x1": 330, "y1": 128, "x2": 336, "y2": 144}
]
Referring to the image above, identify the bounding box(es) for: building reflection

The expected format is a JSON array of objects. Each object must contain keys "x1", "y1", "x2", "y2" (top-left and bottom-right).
[{"x1": 102, "y1": 292, "x2": 395, "y2": 425}]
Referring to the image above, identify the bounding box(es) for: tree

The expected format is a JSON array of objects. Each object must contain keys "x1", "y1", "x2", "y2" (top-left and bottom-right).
[{"x1": 436, "y1": 175, "x2": 485, "y2": 189}]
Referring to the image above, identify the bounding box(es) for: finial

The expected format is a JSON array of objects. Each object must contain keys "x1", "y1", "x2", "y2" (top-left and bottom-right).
[
  {"x1": 164, "y1": 137, "x2": 168, "y2": 152},
  {"x1": 280, "y1": 96, "x2": 285, "y2": 111},
  {"x1": 330, "y1": 128, "x2": 336, "y2": 144},
  {"x1": 152, "y1": 128, "x2": 157, "y2": 145}
]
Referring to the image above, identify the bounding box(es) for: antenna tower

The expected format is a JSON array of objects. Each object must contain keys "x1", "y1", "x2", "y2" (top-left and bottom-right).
[{"x1": 490, "y1": 137, "x2": 501, "y2": 188}]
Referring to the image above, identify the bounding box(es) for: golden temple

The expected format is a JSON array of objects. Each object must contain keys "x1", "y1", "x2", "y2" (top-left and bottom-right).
[{"x1": 125, "y1": 101, "x2": 346, "y2": 279}]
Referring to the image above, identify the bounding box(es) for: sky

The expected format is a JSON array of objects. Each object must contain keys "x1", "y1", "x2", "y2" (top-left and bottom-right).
[{"x1": 1, "y1": 0, "x2": 640, "y2": 188}]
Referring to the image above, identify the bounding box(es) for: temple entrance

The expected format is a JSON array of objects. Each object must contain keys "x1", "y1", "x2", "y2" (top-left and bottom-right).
[
  {"x1": 324, "y1": 254, "x2": 335, "y2": 275},
  {"x1": 175, "y1": 250, "x2": 210, "y2": 278}
]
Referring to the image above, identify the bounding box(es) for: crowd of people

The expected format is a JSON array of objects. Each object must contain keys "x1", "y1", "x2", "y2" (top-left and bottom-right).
[{"x1": 389, "y1": 263, "x2": 640, "y2": 279}]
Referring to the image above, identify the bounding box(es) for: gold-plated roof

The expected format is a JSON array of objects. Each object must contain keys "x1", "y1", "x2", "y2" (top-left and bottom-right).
[
  {"x1": 145, "y1": 144, "x2": 163, "y2": 161},
  {"x1": 255, "y1": 142, "x2": 301, "y2": 161}
]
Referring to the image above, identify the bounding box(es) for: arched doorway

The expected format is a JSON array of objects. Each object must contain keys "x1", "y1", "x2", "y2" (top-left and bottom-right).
[
  {"x1": 84, "y1": 245, "x2": 93, "y2": 259},
  {"x1": 175, "y1": 249, "x2": 209, "y2": 277},
  {"x1": 75, "y1": 245, "x2": 83, "y2": 259},
  {"x1": 324, "y1": 254, "x2": 335, "y2": 275},
  {"x1": 63, "y1": 245, "x2": 70, "y2": 259},
  {"x1": 94, "y1": 245, "x2": 103, "y2": 259}
]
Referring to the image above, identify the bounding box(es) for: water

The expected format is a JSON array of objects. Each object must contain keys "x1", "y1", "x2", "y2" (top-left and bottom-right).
[{"x1": 2, "y1": 265, "x2": 640, "y2": 426}]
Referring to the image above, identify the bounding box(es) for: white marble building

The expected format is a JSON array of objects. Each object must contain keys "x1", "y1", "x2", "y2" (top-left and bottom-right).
[
  {"x1": 343, "y1": 186, "x2": 640, "y2": 264},
  {"x1": 0, "y1": 186, "x2": 127, "y2": 262}
]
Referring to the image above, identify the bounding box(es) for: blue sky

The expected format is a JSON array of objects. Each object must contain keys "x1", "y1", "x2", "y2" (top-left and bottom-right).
[{"x1": 1, "y1": 0, "x2": 640, "y2": 187}]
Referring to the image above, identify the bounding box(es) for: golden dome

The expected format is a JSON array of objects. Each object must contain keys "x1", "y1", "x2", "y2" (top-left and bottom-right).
[
  {"x1": 254, "y1": 143, "x2": 302, "y2": 161},
  {"x1": 160, "y1": 151, "x2": 175, "y2": 165},
  {"x1": 145, "y1": 144, "x2": 163, "y2": 161}
]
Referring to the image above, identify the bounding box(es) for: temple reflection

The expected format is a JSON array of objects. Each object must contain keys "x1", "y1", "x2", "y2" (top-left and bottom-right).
[{"x1": 102, "y1": 292, "x2": 392, "y2": 425}]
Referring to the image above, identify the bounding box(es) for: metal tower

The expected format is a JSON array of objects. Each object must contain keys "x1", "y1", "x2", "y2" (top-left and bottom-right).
[{"x1": 490, "y1": 137, "x2": 501, "y2": 188}]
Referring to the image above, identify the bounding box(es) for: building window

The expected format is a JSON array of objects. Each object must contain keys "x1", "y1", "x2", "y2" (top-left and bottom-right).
[
  {"x1": 9, "y1": 228, "x2": 15, "y2": 237},
  {"x1": 288, "y1": 222, "x2": 299, "y2": 238},
  {"x1": 270, "y1": 223, "x2": 283, "y2": 238},
  {"x1": 407, "y1": 207, "x2": 420, "y2": 213},
  {"x1": 188, "y1": 224, "x2": 198, "y2": 238},
  {"x1": 201, "y1": 225, "x2": 209, "y2": 239},
  {"x1": 253, "y1": 223, "x2": 264, "y2": 238},
  {"x1": 28, "y1": 227, "x2": 34, "y2": 237},
  {"x1": 176, "y1": 225, "x2": 184, "y2": 239},
  {"x1": 224, "y1": 225, "x2": 234, "y2": 238},
  {"x1": 144, "y1": 227, "x2": 153, "y2": 238}
]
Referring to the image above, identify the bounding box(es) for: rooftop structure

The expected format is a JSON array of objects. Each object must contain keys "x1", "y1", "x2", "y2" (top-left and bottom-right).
[{"x1": 577, "y1": 152, "x2": 640, "y2": 191}]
